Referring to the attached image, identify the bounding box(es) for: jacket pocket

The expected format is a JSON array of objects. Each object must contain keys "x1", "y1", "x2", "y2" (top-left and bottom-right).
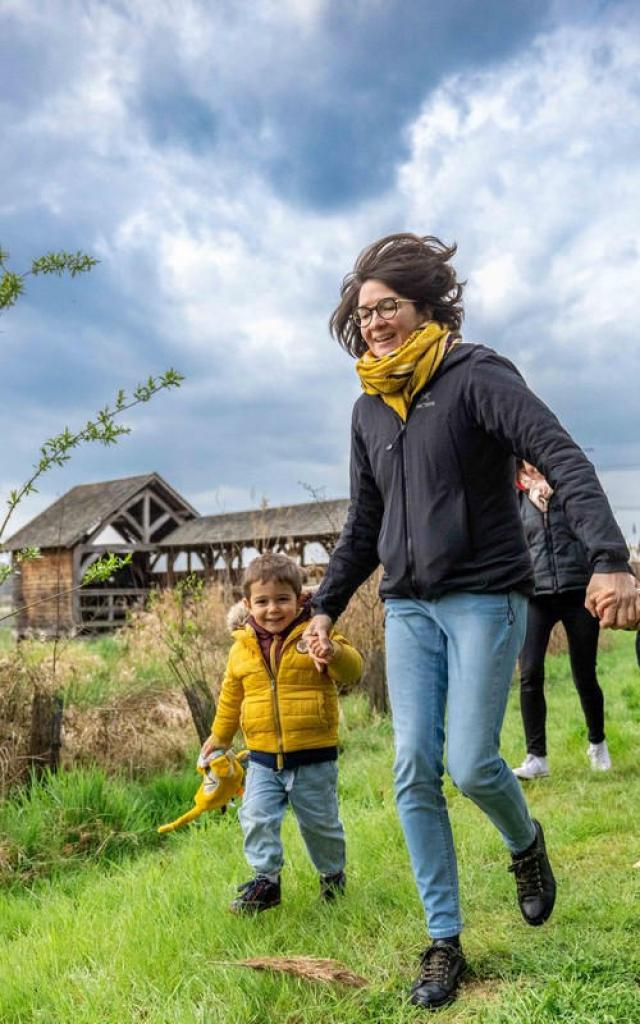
[
  {"x1": 278, "y1": 694, "x2": 325, "y2": 731},
  {"x1": 240, "y1": 698, "x2": 273, "y2": 742}
]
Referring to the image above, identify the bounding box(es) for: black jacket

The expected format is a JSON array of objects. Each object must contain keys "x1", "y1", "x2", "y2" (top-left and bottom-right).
[
  {"x1": 313, "y1": 344, "x2": 629, "y2": 620},
  {"x1": 519, "y1": 491, "x2": 591, "y2": 594}
]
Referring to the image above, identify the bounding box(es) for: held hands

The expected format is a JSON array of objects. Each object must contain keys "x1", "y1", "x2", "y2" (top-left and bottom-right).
[
  {"x1": 585, "y1": 572, "x2": 640, "y2": 629},
  {"x1": 303, "y1": 614, "x2": 335, "y2": 671}
]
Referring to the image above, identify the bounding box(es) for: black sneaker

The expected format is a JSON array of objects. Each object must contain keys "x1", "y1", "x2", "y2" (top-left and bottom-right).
[
  {"x1": 410, "y1": 940, "x2": 467, "y2": 1010},
  {"x1": 509, "y1": 819, "x2": 556, "y2": 926},
  {"x1": 320, "y1": 870, "x2": 346, "y2": 901},
  {"x1": 229, "y1": 876, "x2": 281, "y2": 914}
]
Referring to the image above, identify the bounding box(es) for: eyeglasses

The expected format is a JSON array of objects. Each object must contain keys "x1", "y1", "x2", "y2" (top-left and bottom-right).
[{"x1": 351, "y1": 297, "x2": 417, "y2": 328}]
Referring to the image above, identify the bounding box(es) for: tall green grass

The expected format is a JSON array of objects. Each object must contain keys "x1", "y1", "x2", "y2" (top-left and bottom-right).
[
  {"x1": 0, "y1": 765, "x2": 201, "y2": 885},
  {"x1": 0, "y1": 631, "x2": 638, "y2": 1023}
]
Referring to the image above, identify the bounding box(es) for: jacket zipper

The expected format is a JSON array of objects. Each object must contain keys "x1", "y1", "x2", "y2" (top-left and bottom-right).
[
  {"x1": 268, "y1": 638, "x2": 285, "y2": 770},
  {"x1": 387, "y1": 415, "x2": 418, "y2": 593},
  {"x1": 399, "y1": 427, "x2": 419, "y2": 592}
]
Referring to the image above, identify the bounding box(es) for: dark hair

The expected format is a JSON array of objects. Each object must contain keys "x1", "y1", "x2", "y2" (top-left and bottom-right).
[
  {"x1": 330, "y1": 233, "x2": 465, "y2": 358},
  {"x1": 242, "y1": 553, "x2": 303, "y2": 599}
]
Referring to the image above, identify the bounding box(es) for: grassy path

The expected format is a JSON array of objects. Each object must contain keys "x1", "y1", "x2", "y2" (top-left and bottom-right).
[{"x1": 0, "y1": 632, "x2": 638, "y2": 1022}]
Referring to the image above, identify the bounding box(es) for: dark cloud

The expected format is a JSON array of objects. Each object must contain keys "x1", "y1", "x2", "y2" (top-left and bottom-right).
[
  {"x1": 129, "y1": 1, "x2": 554, "y2": 210},
  {"x1": 140, "y1": 80, "x2": 219, "y2": 153},
  {"x1": 258, "y1": 0, "x2": 553, "y2": 207}
]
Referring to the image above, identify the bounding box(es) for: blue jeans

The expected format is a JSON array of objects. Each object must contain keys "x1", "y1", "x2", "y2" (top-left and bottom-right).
[
  {"x1": 385, "y1": 592, "x2": 536, "y2": 939},
  {"x1": 238, "y1": 760, "x2": 346, "y2": 878}
]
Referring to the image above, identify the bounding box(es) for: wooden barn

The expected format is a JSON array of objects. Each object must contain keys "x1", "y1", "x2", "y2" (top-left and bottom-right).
[
  {"x1": 2, "y1": 475, "x2": 350, "y2": 636},
  {"x1": 159, "y1": 498, "x2": 350, "y2": 582},
  {"x1": 2, "y1": 474, "x2": 197, "y2": 636}
]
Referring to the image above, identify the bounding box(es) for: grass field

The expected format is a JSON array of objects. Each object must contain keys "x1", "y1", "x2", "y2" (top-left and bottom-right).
[{"x1": 0, "y1": 631, "x2": 638, "y2": 1023}]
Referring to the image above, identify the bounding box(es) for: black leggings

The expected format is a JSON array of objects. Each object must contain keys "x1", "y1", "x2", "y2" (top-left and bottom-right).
[{"x1": 519, "y1": 589, "x2": 605, "y2": 756}]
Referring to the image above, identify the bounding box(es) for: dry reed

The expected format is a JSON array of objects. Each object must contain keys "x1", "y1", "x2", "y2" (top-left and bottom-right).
[{"x1": 213, "y1": 956, "x2": 368, "y2": 988}]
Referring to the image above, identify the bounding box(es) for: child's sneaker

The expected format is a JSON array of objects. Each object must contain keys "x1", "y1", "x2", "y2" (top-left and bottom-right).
[
  {"x1": 320, "y1": 870, "x2": 346, "y2": 901},
  {"x1": 513, "y1": 754, "x2": 550, "y2": 780},
  {"x1": 229, "y1": 876, "x2": 281, "y2": 914},
  {"x1": 587, "y1": 740, "x2": 612, "y2": 771}
]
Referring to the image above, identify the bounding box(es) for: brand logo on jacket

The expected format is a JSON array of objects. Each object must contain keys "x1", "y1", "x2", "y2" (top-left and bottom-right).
[{"x1": 416, "y1": 392, "x2": 435, "y2": 409}]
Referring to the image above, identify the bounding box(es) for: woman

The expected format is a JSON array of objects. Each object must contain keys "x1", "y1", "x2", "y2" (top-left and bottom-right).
[
  {"x1": 305, "y1": 233, "x2": 639, "y2": 1011},
  {"x1": 513, "y1": 460, "x2": 611, "y2": 779}
]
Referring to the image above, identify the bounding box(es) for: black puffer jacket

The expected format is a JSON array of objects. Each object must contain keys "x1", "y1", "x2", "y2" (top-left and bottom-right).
[
  {"x1": 519, "y1": 491, "x2": 591, "y2": 594},
  {"x1": 313, "y1": 343, "x2": 629, "y2": 621}
]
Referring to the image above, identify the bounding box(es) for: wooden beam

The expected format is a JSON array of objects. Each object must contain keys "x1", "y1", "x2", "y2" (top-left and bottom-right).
[
  {"x1": 76, "y1": 543, "x2": 158, "y2": 555},
  {"x1": 147, "y1": 490, "x2": 180, "y2": 517},
  {"x1": 148, "y1": 511, "x2": 172, "y2": 539},
  {"x1": 117, "y1": 508, "x2": 145, "y2": 540},
  {"x1": 80, "y1": 588, "x2": 149, "y2": 597},
  {"x1": 142, "y1": 493, "x2": 151, "y2": 543}
]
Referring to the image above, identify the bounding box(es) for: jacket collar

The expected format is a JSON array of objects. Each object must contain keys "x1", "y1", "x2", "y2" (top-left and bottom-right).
[{"x1": 234, "y1": 602, "x2": 311, "y2": 648}]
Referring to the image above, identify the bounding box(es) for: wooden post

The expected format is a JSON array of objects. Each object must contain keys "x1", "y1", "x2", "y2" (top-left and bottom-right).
[
  {"x1": 72, "y1": 545, "x2": 83, "y2": 631},
  {"x1": 28, "y1": 690, "x2": 65, "y2": 780},
  {"x1": 142, "y1": 492, "x2": 151, "y2": 543},
  {"x1": 362, "y1": 649, "x2": 388, "y2": 715},
  {"x1": 50, "y1": 694, "x2": 64, "y2": 773}
]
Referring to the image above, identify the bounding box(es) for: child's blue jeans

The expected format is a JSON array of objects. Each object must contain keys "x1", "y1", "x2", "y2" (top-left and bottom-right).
[
  {"x1": 385, "y1": 591, "x2": 536, "y2": 939},
  {"x1": 238, "y1": 759, "x2": 346, "y2": 878}
]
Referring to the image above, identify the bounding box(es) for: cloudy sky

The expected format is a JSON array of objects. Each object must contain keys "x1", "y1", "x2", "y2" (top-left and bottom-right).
[{"x1": 2, "y1": 0, "x2": 640, "y2": 543}]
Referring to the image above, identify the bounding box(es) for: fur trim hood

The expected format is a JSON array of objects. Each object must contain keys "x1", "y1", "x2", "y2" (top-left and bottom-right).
[{"x1": 226, "y1": 600, "x2": 250, "y2": 633}]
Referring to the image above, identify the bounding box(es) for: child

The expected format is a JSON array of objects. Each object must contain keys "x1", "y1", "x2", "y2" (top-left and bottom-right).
[{"x1": 201, "y1": 552, "x2": 362, "y2": 914}]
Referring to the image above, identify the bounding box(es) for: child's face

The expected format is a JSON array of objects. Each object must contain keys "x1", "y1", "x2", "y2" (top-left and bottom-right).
[{"x1": 245, "y1": 579, "x2": 301, "y2": 634}]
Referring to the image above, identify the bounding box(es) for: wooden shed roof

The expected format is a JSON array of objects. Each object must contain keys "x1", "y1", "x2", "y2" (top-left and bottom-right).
[
  {"x1": 2, "y1": 473, "x2": 198, "y2": 551},
  {"x1": 161, "y1": 499, "x2": 350, "y2": 548}
]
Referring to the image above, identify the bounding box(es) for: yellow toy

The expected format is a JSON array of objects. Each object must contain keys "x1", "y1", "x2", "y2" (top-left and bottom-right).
[{"x1": 157, "y1": 749, "x2": 248, "y2": 834}]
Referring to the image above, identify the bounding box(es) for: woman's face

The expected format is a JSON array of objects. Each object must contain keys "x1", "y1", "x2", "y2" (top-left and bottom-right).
[{"x1": 357, "y1": 279, "x2": 426, "y2": 359}]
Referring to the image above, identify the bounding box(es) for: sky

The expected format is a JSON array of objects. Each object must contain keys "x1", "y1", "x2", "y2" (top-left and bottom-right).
[{"x1": 2, "y1": 0, "x2": 640, "y2": 546}]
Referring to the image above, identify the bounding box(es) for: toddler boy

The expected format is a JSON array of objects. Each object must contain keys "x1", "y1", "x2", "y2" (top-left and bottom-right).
[{"x1": 202, "y1": 552, "x2": 362, "y2": 913}]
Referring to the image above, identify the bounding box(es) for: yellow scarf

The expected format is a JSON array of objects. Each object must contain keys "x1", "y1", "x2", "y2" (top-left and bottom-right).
[{"x1": 355, "y1": 321, "x2": 454, "y2": 421}]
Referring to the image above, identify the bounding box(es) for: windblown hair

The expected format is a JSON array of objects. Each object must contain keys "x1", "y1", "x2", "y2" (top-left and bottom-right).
[
  {"x1": 330, "y1": 233, "x2": 465, "y2": 358},
  {"x1": 242, "y1": 553, "x2": 304, "y2": 599}
]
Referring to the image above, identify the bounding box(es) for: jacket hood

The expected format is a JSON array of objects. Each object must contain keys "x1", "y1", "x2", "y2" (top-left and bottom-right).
[{"x1": 227, "y1": 601, "x2": 250, "y2": 633}]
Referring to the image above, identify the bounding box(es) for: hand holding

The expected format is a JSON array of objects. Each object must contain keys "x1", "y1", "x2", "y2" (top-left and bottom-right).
[
  {"x1": 303, "y1": 614, "x2": 334, "y2": 671},
  {"x1": 199, "y1": 736, "x2": 226, "y2": 764},
  {"x1": 585, "y1": 571, "x2": 640, "y2": 629}
]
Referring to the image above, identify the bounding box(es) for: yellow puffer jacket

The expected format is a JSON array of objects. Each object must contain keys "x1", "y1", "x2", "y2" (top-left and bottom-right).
[{"x1": 211, "y1": 618, "x2": 362, "y2": 763}]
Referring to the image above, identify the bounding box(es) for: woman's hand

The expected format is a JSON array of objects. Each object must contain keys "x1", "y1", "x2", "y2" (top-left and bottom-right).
[
  {"x1": 303, "y1": 614, "x2": 334, "y2": 671},
  {"x1": 585, "y1": 572, "x2": 640, "y2": 629}
]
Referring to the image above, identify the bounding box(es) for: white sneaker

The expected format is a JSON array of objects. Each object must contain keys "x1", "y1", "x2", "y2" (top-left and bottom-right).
[
  {"x1": 513, "y1": 754, "x2": 550, "y2": 780},
  {"x1": 587, "y1": 740, "x2": 611, "y2": 771}
]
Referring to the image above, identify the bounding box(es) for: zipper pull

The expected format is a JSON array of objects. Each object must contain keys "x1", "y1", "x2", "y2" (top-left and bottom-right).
[{"x1": 386, "y1": 425, "x2": 406, "y2": 451}]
